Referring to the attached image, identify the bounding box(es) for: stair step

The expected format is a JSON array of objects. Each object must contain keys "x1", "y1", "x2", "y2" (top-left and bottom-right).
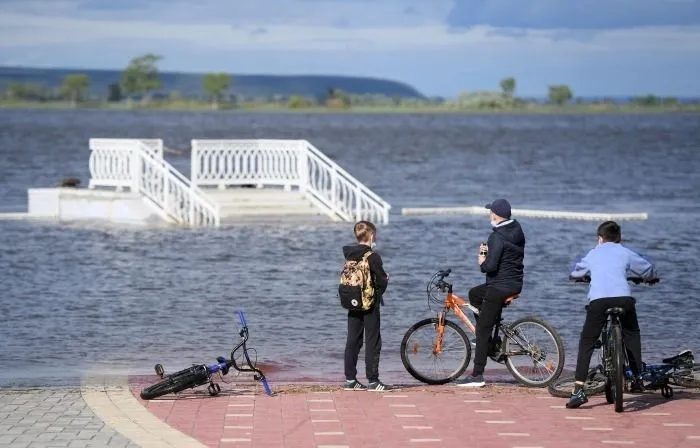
[{"x1": 219, "y1": 208, "x2": 322, "y2": 217}]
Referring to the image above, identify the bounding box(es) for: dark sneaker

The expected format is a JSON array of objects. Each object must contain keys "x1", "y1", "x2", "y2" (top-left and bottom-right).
[
  {"x1": 566, "y1": 389, "x2": 588, "y2": 409},
  {"x1": 629, "y1": 378, "x2": 645, "y2": 393},
  {"x1": 344, "y1": 379, "x2": 367, "y2": 391},
  {"x1": 367, "y1": 380, "x2": 394, "y2": 392},
  {"x1": 455, "y1": 374, "x2": 486, "y2": 388}
]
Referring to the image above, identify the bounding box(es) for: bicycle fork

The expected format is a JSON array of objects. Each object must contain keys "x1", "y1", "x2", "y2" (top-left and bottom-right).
[{"x1": 433, "y1": 311, "x2": 447, "y2": 355}]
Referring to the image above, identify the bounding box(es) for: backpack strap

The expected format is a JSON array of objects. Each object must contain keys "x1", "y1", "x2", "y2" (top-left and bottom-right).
[{"x1": 361, "y1": 251, "x2": 374, "y2": 262}]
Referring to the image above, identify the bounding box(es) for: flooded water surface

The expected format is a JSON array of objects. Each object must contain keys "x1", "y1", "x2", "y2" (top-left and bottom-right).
[{"x1": 1, "y1": 110, "x2": 699, "y2": 386}]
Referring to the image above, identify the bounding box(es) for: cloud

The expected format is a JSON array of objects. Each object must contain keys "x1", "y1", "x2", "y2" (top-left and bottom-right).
[
  {"x1": 0, "y1": 0, "x2": 699, "y2": 96},
  {"x1": 1, "y1": 0, "x2": 451, "y2": 27},
  {"x1": 447, "y1": 0, "x2": 700, "y2": 29}
]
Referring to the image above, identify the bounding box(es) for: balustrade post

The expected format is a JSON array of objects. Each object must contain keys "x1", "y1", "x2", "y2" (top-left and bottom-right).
[
  {"x1": 191, "y1": 140, "x2": 199, "y2": 187},
  {"x1": 189, "y1": 193, "x2": 195, "y2": 227},
  {"x1": 331, "y1": 167, "x2": 337, "y2": 203},
  {"x1": 355, "y1": 185, "x2": 361, "y2": 221},
  {"x1": 298, "y1": 141, "x2": 309, "y2": 193},
  {"x1": 163, "y1": 172, "x2": 169, "y2": 215},
  {"x1": 130, "y1": 148, "x2": 141, "y2": 192}
]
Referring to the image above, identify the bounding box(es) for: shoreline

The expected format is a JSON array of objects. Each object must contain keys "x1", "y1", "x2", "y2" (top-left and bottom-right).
[{"x1": 2, "y1": 100, "x2": 700, "y2": 114}]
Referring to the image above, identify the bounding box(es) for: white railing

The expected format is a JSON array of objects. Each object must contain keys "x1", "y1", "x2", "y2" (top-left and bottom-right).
[
  {"x1": 190, "y1": 139, "x2": 391, "y2": 224},
  {"x1": 304, "y1": 141, "x2": 391, "y2": 225},
  {"x1": 191, "y1": 139, "x2": 303, "y2": 190},
  {"x1": 88, "y1": 139, "x2": 220, "y2": 227}
]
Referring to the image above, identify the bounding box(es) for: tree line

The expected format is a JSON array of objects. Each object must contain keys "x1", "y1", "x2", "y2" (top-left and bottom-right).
[{"x1": 0, "y1": 53, "x2": 689, "y2": 110}]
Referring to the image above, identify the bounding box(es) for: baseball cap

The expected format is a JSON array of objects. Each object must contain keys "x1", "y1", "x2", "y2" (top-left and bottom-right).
[{"x1": 485, "y1": 198, "x2": 512, "y2": 219}]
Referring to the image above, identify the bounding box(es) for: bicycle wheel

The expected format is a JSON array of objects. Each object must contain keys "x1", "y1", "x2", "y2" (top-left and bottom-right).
[
  {"x1": 401, "y1": 318, "x2": 471, "y2": 385},
  {"x1": 671, "y1": 365, "x2": 700, "y2": 389},
  {"x1": 503, "y1": 316, "x2": 565, "y2": 387},
  {"x1": 611, "y1": 324, "x2": 625, "y2": 412},
  {"x1": 140, "y1": 365, "x2": 210, "y2": 400},
  {"x1": 548, "y1": 369, "x2": 607, "y2": 398}
]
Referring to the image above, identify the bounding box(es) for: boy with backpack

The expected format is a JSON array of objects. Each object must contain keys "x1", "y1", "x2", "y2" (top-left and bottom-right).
[{"x1": 339, "y1": 220, "x2": 392, "y2": 391}]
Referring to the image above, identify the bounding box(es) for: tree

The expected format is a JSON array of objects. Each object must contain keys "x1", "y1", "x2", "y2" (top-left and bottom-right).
[
  {"x1": 107, "y1": 83, "x2": 122, "y2": 102},
  {"x1": 548, "y1": 84, "x2": 573, "y2": 105},
  {"x1": 61, "y1": 74, "x2": 89, "y2": 107},
  {"x1": 120, "y1": 53, "x2": 163, "y2": 105},
  {"x1": 499, "y1": 77, "x2": 516, "y2": 97},
  {"x1": 326, "y1": 88, "x2": 351, "y2": 109},
  {"x1": 202, "y1": 73, "x2": 231, "y2": 109}
]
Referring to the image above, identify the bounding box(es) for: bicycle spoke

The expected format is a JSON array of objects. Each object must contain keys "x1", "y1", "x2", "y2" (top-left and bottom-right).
[
  {"x1": 505, "y1": 318, "x2": 563, "y2": 386},
  {"x1": 403, "y1": 320, "x2": 469, "y2": 383}
]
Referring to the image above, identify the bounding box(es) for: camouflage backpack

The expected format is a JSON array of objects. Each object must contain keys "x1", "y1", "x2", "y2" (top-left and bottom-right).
[{"x1": 338, "y1": 251, "x2": 375, "y2": 311}]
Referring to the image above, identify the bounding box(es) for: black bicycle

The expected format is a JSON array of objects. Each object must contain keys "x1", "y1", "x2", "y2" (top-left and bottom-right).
[
  {"x1": 140, "y1": 310, "x2": 272, "y2": 399},
  {"x1": 548, "y1": 277, "x2": 663, "y2": 412}
]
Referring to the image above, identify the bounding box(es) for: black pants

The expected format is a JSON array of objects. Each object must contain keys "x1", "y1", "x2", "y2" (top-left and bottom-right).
[
  {"x1": 575, "y1": 296, "x2": 643, "y2": 382},
  {"x1": 344, "y1": 304, "x2": 381, "y2": 382},
  {"x1": 468, "y1": 283, "x2": 516, "y2": 376}
]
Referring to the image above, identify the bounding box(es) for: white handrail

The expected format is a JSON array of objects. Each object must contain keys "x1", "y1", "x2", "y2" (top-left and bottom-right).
[
  {"x1": 303, "y1": 140, "x2": 391, "y2": 224},
  {"x1": 190, "y1": 139, "x2": 391, "y2": 224},
  {"x1": 134, "y1": 142, "x2": 221, "y2": 227},
  {"x1": 88, "y1": 139, "x2": 220, "y2": 227}
]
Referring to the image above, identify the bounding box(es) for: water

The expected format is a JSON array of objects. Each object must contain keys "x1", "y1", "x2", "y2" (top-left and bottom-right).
[{"x1": 1, "y1": 109, "x2": 699, "y2": 387}]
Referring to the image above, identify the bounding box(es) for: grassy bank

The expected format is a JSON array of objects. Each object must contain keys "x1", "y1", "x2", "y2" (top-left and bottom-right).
[{"x1": 2, "y1": 99, "x2": 699, "y2": 114}]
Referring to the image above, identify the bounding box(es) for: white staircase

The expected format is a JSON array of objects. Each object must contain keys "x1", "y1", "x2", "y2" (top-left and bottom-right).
[
  {"x1": 191, "y1": 139, "x2": 391, "y2": 225},
  {"x1": 204, "y1": 188, "x2": 322, "y2": 220},
  {"x1": 87, "y1": 138, "x2": 391, "y2": 227}
]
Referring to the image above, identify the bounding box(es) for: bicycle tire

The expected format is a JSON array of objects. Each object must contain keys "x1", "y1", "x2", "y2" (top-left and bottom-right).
[
  {"x1": 611, "y1": 324, "x2": 625, "y2": 412},
  {"x1": 400, "y1": 318, "x2": 471, "y2": 385},
  {"x1": 671, "y1": 365, "x2": 700, "y2": 389},
  {"x1": 547, "y1": 369, "x2": 607, "y2": 398},
  {"x1": 503, "y1": 316, "x2": 565, "y2": 387},
  {"x1": 140, "y1": 366, "x2": 209, "y2": 400}
]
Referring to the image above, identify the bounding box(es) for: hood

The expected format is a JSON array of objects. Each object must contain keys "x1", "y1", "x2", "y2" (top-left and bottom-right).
[
  {"x1": 493, "y1": 220, "x2": 526, "y2": 248},
  {"x1": 343, "y1": 244, "x2": 372, "y2": 261}
]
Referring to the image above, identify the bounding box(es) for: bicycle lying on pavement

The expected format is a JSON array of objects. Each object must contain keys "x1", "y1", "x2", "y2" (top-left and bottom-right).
[
  {"x1": 400, "y1": 269, "x2": 565, "y2": 387},
  {"x1": 140, "y1": 310, "x2": 272, "y2": 399}
]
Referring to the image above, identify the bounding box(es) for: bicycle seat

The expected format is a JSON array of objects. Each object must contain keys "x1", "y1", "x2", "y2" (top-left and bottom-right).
[
  {"x1": 662, "y1": 349, "x2": 694, "y2": 367},
  {"x1": 503, "y1": 294, "x2": 520, "y2": 308},
  {"x1": 605, "y1": 307, "x2": 625, "y2": 316}
]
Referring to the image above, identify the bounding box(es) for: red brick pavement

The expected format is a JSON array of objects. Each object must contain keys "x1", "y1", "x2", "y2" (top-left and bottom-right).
[{"x1": 129, "y1": 376, "x2": 700, "y2": 448}]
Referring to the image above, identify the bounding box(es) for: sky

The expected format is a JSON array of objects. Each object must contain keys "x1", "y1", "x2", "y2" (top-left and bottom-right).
[{"x1": 0, "y1": 0, "x2": 699, "y2": 97}]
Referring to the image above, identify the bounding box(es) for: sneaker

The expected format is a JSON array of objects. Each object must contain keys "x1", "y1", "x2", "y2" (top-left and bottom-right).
[
  {"x1": 367, "y1": 380, "x2": 394, "y2": 392},
  {"x1": 629, "y1": 377, "x2": 645, "y2": 393},
  {"x1": 455, "y1": 374, "x2": 486, "y2": 388},
  {"x1": 343, "y1": 379, "x2": 367, "y2": 391},
  {"x1": 565, "y1": 389, "x2": 588, "y2": 409}
]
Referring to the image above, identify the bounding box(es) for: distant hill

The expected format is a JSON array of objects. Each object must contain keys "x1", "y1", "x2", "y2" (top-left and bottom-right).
[{"x1": 0, "y1": 66, "x2": 426, "y2": 100}]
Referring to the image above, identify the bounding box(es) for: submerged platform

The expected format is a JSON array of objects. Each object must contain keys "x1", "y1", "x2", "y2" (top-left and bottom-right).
[
  {"x1": 21, "y1": 187, "x2": 332, "y2": 226},
  {"x1": 27, "y1": 188, "x2": 168, "y2": 225}
]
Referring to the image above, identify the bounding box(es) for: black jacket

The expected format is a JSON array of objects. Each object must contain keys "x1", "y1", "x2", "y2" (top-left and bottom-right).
[
  {"x1": 342, "y1": 244, "x2": 389, "y2": 305},
  {"x1": 480, "y1": 219, "x2": 526, "y2": 293}
]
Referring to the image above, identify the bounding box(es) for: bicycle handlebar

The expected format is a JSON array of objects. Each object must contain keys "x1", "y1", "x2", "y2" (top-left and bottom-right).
[
  {"x1": 436, "y1": 268, "x2": 452, "y2": 279},
  {"x1": 569, "y1": 275, "x2": 660, "y2": 285}
]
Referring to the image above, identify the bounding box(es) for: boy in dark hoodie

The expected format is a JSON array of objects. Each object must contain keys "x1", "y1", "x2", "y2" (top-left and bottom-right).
[
  {"x1": 342, "y1": 220, "x2": 392, "y2": 391},
  {"x1": 456, "y1": 198, "x2": 526, "y2": 388}
]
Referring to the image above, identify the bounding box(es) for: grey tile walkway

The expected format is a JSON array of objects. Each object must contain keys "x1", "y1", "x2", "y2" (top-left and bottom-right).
[{"x1": 0, "y1": 388, "x2": 140, "y2": 448}]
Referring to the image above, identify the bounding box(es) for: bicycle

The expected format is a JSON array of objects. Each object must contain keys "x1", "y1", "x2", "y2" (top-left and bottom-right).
[
  {"x1": 140, "y1": 310, "x2": 272, "y2": 399},
  {"x1": 549, "y1": 349, "x2": 700, "y2": 399},
  {"x1": 400, "y1": 269, "x2": 565, "y2": 387},
  {"x1": 547, "y1": 276, "x2": 661, "y2": 412}
]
